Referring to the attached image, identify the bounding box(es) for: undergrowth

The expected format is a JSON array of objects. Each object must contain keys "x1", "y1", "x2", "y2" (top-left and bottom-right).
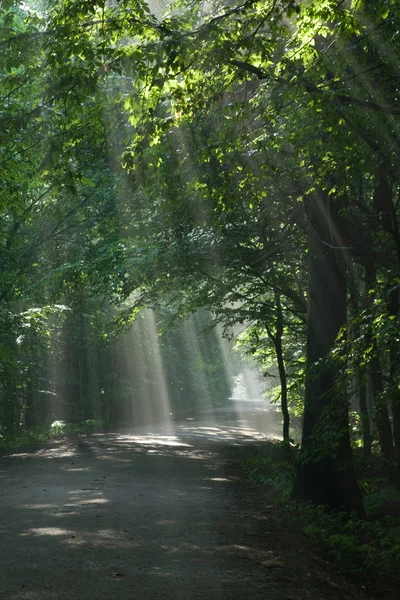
[
  {"x1": 0, "y1": 419, "x2": 103, "y2": 453},
  {"x1": 242, "y1": 444, "x2": 400, "y2": 578}
]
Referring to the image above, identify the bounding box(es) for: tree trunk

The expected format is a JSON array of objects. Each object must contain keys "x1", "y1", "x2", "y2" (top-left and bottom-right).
[
  {"x1": 387, "y1": 285, "x2": 400, "y2": 480},
  {"x1": 391, "y1": 385, "x2": 400, "y2": 480},
  {"x1": 273, "y1": 292, "x2": 290, "y2": 442},
  {"x1": 294, "y1": 191, "x2": 364, "y2": 515},
  {"x1": 3, "y1": 378, "x2": 17, "y2": 434},
  {"x1": 358, "y1": 368, "x2": 371, "y2": 458},
  {"x1": 372, "y1": 167, "x2": 400, "y2": 479},
  {"x1": 369, "y1": 347, "x2": 395, "y2": 473},
  {"x1": 364, "y1": 262, "x2": 395, "y2": 476},
  {"x1": 24, "y1": 377, "x2": 37, "y2": 428}
]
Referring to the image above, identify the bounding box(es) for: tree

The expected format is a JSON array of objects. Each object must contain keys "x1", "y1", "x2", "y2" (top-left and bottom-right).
[{"x1": 3, "y1": 0, "x2": 400, "y2": 515}]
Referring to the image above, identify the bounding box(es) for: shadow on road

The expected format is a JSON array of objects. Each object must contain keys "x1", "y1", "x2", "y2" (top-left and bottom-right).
[{"x1": 0, "y1": 402, "x2": 366, "y2": 600}]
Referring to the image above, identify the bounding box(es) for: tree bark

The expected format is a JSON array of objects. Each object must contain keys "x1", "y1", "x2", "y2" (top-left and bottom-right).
[
  {"x1": 3, "y1": 378, "x2": 18, "y2": 434},
  {"x1": 294, "y1": 191, "x2": 364, "y2": 515},
  {"x1": 273, "y1": 292, "x2": 290, "y2": 442},
  {"x1": 364, "y1": 262, "x2": 395, "y2": 477},
  {"x1": 24, "y1": 377, "x2": 37, "y2": 428},
  {"x1": 387, "y1": 285, "x2": 400, "y2": 480},
  {"x1": 369, "y1": 346, "x2": 395, "y2": 473},
  {"x1": 372, "y1": 166, "x2": 400, "y2": 478},
  {"x1": 358, "y1": 368, "x2": 371, "y2": 459}
]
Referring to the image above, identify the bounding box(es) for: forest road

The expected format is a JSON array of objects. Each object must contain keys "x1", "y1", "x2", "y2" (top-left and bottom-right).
[{"x1": 0, "y1": 410, "x2": 371, "y2": 600}]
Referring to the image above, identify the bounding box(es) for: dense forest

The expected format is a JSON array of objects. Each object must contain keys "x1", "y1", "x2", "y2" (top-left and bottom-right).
[{"x1": 2, "y1": 0, "x2": 400, "y2": 548}]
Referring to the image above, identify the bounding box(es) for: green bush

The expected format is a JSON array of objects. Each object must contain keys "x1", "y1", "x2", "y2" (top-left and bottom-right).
[
  {"x1": 0, "y1": 419, "x2": 104, "y2": 453},
  {"x1": 242, "y1": 444, "x2": 400, "y2": 577}
]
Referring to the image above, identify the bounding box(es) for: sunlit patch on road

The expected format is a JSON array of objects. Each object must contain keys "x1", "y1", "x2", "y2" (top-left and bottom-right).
[
  {"x1": 21, "y1": 527, "x2": 71, "y2": 537},
  {"x1": 114, "y1": 434, "x2": 192, "y2": 447}
]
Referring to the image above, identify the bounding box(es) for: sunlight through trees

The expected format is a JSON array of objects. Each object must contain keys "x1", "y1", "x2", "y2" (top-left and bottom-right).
[{"x1": 1, "y1": 0, "x2": 400, "y2": 526}]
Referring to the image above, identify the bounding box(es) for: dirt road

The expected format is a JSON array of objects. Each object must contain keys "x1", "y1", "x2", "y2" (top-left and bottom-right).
[{"x1": 0, "y1": 405, "x2": 370, "y2": 600}]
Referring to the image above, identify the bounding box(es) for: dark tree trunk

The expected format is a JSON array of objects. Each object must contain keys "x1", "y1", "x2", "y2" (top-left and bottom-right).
[
  {"x1": 67, "y1": 336, "x2": 84, "y2": 424},
  {"x1": 387, "y1": 285, "x2": 400, "y2": 480},
  {"x1": 364, "y1": 262, "x2": 395, "y2": 476},
  {"x1": 358, "y1": 368, "x2": 371, "y2": 459},
  {"x1": 294, "y1": 192, "x2": 364, "y2": 515},
  {"x1": 369, "y1": 346, "x2": 395, "y2": 474},
  {"x1": 272, "y1": 292, "x2": 290, "y2": 442},
  {"x1": 372, "y1": 167, "x2": 400, "y2": 479},
  {"x1": 374, "y1": 165, "x2": 400, "y2": 268},
  {"x1": 276, "y1": 338, "x2": 290, "y2": 442},
  {"x1": 3, "y1": 379, "x2": 17, "y2": 434},
  {"x1": 24, "y1": 378, "x2": 37, "y2": 428},
  {"x1": 391, "y1": 385, "x2": 400, "y2": 480}
]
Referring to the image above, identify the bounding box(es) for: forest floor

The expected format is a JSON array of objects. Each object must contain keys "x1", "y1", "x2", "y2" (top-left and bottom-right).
[{"x1": 0, "y1": 402, "x2": 392, "y2": 600}]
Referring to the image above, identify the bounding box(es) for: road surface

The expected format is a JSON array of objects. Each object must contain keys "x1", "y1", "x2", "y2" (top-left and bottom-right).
[{"x1": 0, "y1": 402, "x2": 369, "y2": 600}]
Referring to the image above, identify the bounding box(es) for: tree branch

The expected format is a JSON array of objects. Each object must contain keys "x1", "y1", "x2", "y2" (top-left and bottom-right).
[{"x1": 230, "y1": 60, "x2": 400, "y2": 116}]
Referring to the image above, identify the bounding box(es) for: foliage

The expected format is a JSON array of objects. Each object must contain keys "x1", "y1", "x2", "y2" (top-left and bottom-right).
[
  {"x1": 243, "y1": 445, "x2": 400, "y2": 577},
  {"x1": 1, "y1": 0, "x2": 400, "y2": 520},
  {"x1": 0, "y1": 419, "x2": 104, "y2": 453}
]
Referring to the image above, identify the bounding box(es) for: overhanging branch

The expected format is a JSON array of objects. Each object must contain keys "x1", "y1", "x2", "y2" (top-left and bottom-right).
[{"x1": 230, "y1": 59, "x2": 400, "y2": 116}]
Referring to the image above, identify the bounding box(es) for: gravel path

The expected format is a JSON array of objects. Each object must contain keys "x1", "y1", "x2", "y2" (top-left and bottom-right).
[{"x1": 0, "y1": 406, "x2": 372, "y2": 600}]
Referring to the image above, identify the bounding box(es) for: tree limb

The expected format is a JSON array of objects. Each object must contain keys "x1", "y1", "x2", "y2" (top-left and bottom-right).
[{"x1": 230, "y1": 60, "x2": 400, "y2": 116}]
